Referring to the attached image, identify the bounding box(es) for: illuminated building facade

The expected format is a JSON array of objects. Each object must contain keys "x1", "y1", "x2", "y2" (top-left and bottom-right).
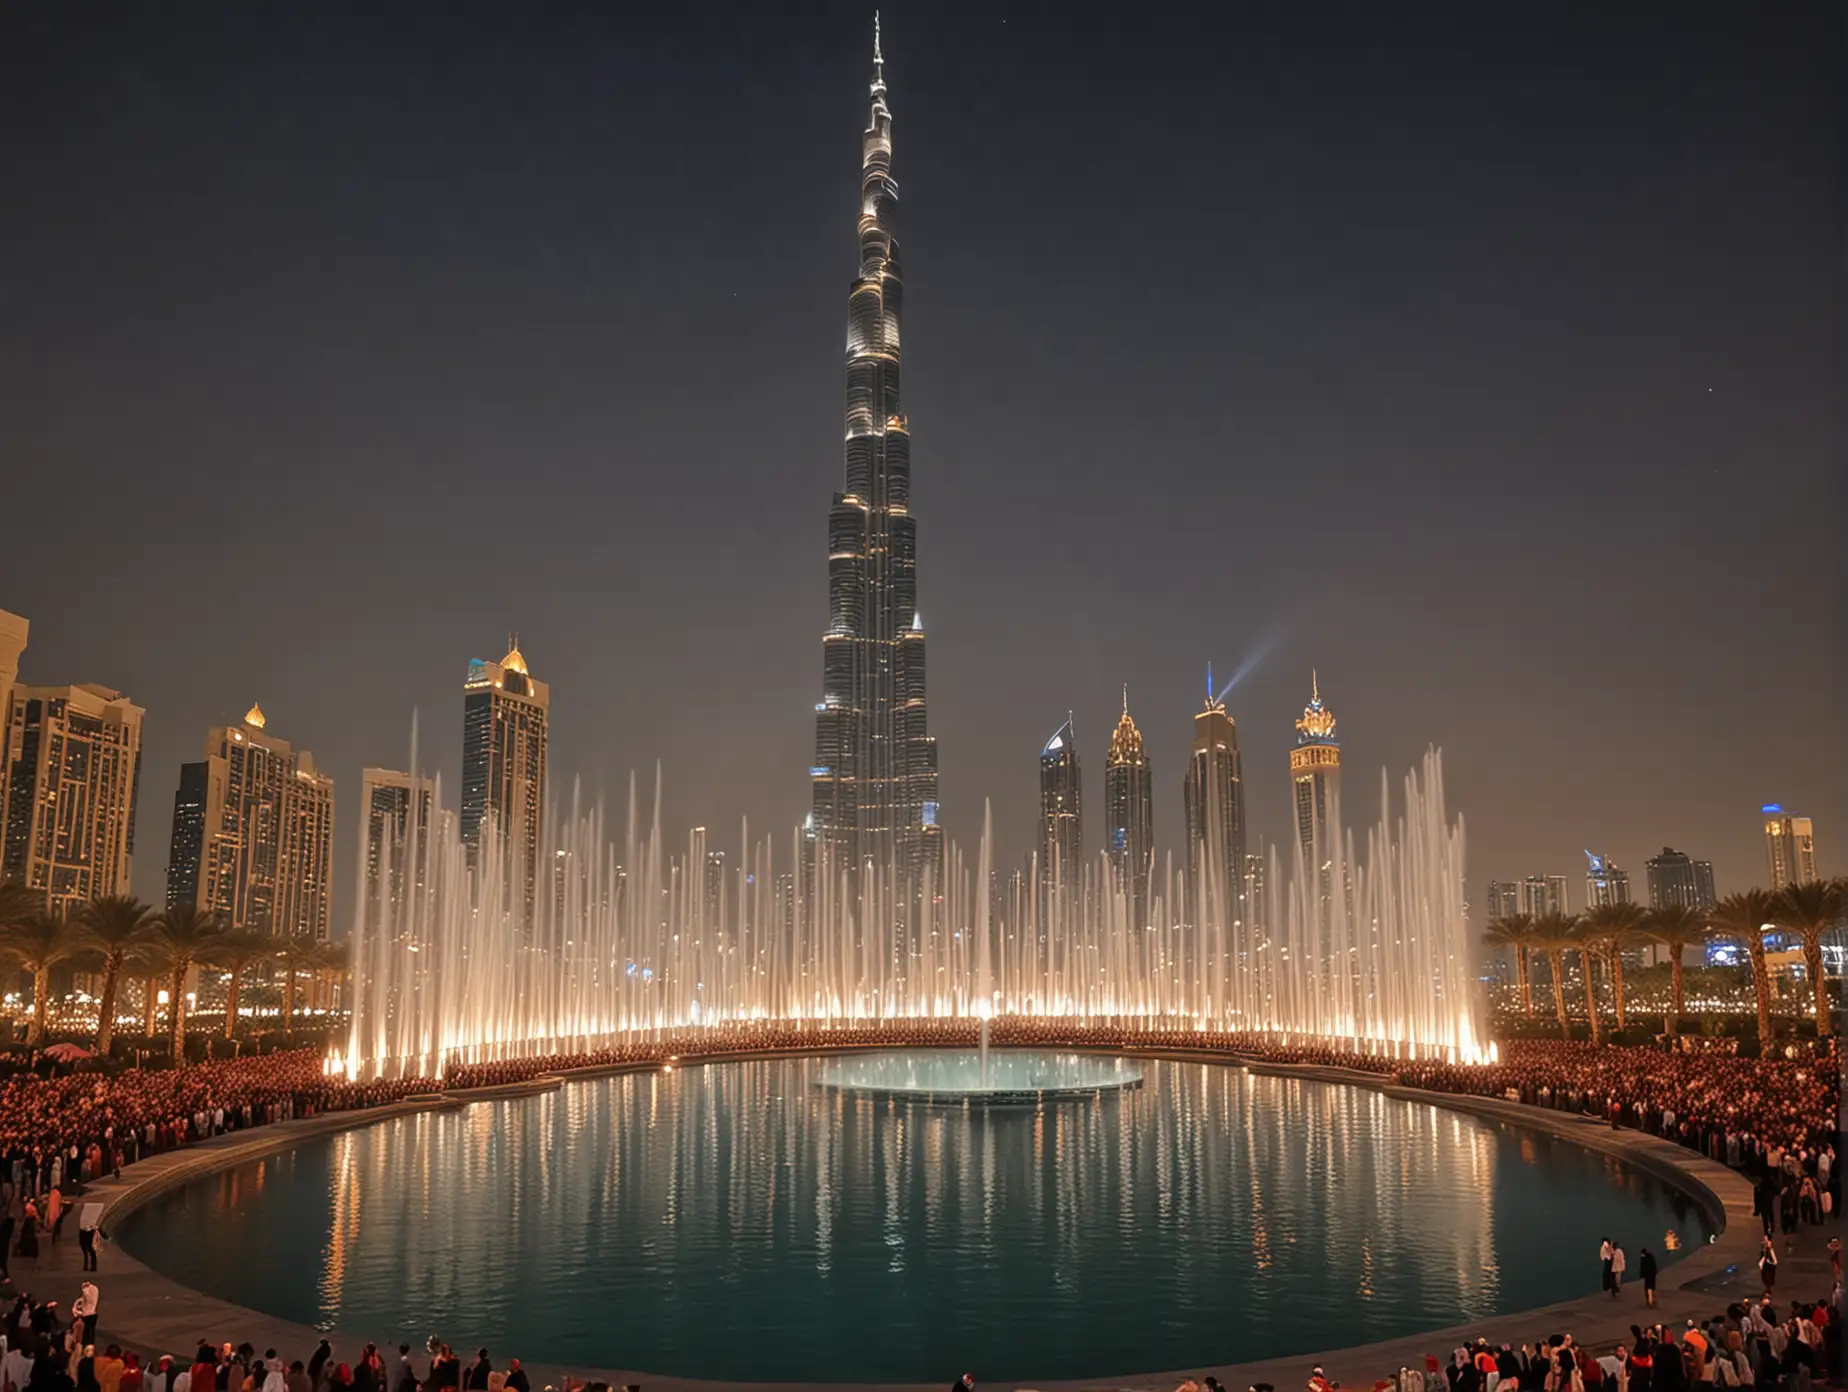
[
  {"x1": 1, "y1": 682, "x2": 144, "y2": 919},
  {"x1": 1103, "y1": 692, "x2": 1153, "y2": 927},
  {"x1": 1183, "y1": 674, "x2": 1246, "y2": 928},
  {"x1": 1038, "y1": 717, "x2": 1082, "y2": 921},
  {"x1": 461, "y1": 641, "x2": 550, "y2": 927},
  {"x1": 1584, "y1": 851, "x2": 1632, "y2": 908},
  {"x1": 361, "y1": 767, "x2": 443, "y2": 923},
  {"x1": 1484, "y1": 880, "x2": 1521, "y2": 921},
  {"x1": 1521, "y1": 874, "x2": 1569, "y2": 918},
  {"x1": 166, "y1": 703, "x2": 334, "y2": 939},
  {"x1": 1645, "y1": 846, "x2": 1716, "y2": 912},
  {"x1": 0, "y1": 610, "x2": 27, "y2": 728},
  {"x1": 1290, "y1": 673, "x2": 1341, "y2": 929},
  {"x1": 1761, "y1": 805, "x2": 1816, "y2": 889},
  {"x1": 809, "y1": 20, "x2": 940, "y2": 887}
]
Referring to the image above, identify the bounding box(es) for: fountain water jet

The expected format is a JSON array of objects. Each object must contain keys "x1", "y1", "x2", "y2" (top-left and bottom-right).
[{"x1": 339, "y1": 745, "x2": 1488, "y2": 1080}]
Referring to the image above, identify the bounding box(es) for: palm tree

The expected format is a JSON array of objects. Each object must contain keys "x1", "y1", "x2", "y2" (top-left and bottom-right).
[
  {"x1": 1769, "y1": 878, "x2": 1845, "y2": 1037},
  {"x1": 1579, "y1": 901, "x2": 1647, "y2": 1034},
  {"x1": 72, "y1": 895, "x2": 160, "y2": 1054},
  {"x1": 214, "y1": 930, "x2": 272, "y2": 1038},
  {"x1": 1640, "y1": 903, "x2": 1710, "y2": 1032},
  {"x1": 150, "y1": 904, "x2": 228, "y2": 1064},
  {"x1": 1482, "y1": 913, "x2": 1537, "y2": 1016},
  {"x1": 0, "y1": 913, "x2": 81, "y2": 1046},
  {"x1": 274, "y1": 933, "x2": 327, "y2": 1032},
  {"x1": 1709, "y1": 889, "x2": 1777, "y2": 1047},
  {"x1": 1528, "y1": 911, "x2": 1581, "y2": 1038},
  {"x1": 310, "y1": 937, "x2": 350, "y2": 1016}
]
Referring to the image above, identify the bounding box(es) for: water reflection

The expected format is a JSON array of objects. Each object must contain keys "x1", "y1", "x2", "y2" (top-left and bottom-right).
[{"x1": 117, "y1": 1058, "x2": 1711, "y2": 1382}]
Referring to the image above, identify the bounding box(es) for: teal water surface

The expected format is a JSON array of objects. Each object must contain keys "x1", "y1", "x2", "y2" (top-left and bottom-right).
[{"x1": 114, "y1": 1055, "x2": 1712, "y2": 1381}]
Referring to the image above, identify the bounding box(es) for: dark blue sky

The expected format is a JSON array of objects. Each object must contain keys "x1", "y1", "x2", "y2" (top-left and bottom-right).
[{"x1": 3, "y1": 1, "x2": 1840, "y2": 922}]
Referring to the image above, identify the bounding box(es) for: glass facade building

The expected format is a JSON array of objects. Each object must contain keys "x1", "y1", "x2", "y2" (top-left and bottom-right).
[
  {"x1": 809, "y1": 21, "x2": 940, "y2": 889},
  {"x1": 1104, "y1": 693, "x2": 1153, "y2": 929},
  {"x1": 462, "y1": 643, "x2": 550, "y2": 929}
]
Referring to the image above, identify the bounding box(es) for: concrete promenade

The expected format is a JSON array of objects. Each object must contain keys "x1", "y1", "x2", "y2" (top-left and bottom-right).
[{"x1": 10, "y1": 1051, "x2": 1836, "y2": 1392}]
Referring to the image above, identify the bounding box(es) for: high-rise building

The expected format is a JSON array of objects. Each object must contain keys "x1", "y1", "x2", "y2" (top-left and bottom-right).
[
  {"x1": 1290, "y1": 673, "x2": 1340, "y2": 928},
  {"x1": 1038, "y1": 716, "x2": 1082, "y2": 921},
  {"x1": 1585, "y1": 851, "x2": 1632, "y2": 908},
  {"x1": 1761, "y1": 805, "x2": 1817, "y2": 889},
  {"x1": 1, "y1": 682, "x2": 144, "y2": 919},
  {"x1": 808, "y1": 20, "x2": 940, "y2": 888},
  {"x1": 166, "y1": 703, "x2": 334, "y2": 939},
  {"x1": 1645, "y1": 846, "x2": 1717, "y2": 912},
  {"x1": 462, "y1": 641, "x2": 550, "y2": 927},
  {"x1": 1485, "y1": 880, "x2": 1521, "y2": 921},
  {"x1": 360, "y1": 767, "x2": 442, "y2": 924},
  {"x1": 1103, "y1": 690, "x2": 1153, "y2": 928},
  {"x1": 0, "y1": 610, "x2": 27, "y2": 729},
  {"x1": 1520, "y1": 875, "x2": 1569, "y2": 918},
  {"x1": 1183, "y1": 671, "x2": 1246, "y2": 928},
  {"x1": 165, "y1": 762, "x2": 209, "y2": 913}
]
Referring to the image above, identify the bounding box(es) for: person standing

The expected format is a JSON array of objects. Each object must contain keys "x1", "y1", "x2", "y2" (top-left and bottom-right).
[
  {"x1": 1758, "y1": 1236, "x2": 1778, "y2": 1295},
  {"x1": 71, "y1": 1281, "x2": 98, "y2": 1347},
  {"x1": 1638, "y1": 1247, "x2": 1658, "y2": 1308},
  {"x1": 77, "y1": 1211, "x2": 99, "y2": 1273},
  {"x1": 1610, "y1": 1243, "x2": 1627, "y2": 1298},
  {"x1": 1601, "y1": 1238, "x2": 1615, "y2": 1295}
]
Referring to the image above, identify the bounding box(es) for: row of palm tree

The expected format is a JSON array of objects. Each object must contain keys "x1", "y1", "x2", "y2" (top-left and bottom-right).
[
  {"x1": 0, "y1": 886, "x2": 347, "y2": 1061},
  {"x1": 1483, "y1": 877, "x2": 1846, "y2": 1043}
]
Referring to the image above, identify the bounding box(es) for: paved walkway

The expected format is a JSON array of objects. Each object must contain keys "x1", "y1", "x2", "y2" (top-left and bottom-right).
[{"x1": 6, "y1": 1056, "x2": 1834, "y2": 1392}]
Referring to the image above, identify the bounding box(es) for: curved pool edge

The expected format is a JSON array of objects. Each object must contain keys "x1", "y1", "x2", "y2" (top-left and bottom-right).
[{"x1": 84, "y1": 1048, "x2": 1767, "y2": 1392}]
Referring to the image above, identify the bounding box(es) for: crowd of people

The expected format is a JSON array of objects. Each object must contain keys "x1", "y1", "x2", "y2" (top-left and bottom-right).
[{"x1": 1366, "y1": 1291, "x2": 1840, "y2": 1392}]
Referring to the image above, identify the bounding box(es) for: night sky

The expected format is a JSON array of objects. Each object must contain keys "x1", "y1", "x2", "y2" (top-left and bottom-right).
[{"x1": 3, "y1": 2, "x2": 1840, "y2": 925}]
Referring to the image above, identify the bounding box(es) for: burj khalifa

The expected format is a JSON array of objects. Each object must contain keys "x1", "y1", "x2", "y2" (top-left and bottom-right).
[{"x1": 808, "y1": 18, "x2": 941, "y2": 888}]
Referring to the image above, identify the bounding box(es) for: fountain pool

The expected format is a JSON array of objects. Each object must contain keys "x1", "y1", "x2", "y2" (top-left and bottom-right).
[
  {"x1": 114, "y1": 1056, "x2": 1713, "y2": 1382},
  {"x1": 815, "y1": 1048, "x2": 1143, "y2": 1102}
]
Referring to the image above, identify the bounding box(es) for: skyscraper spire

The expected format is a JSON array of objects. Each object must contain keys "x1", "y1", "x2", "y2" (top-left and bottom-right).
[{"x1": 811, "y1": 17, "x2": 939, "y2": 888}]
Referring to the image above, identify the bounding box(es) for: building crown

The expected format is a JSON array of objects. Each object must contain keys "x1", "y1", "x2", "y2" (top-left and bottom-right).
[
  {"x1": 502, "y1": 635, "x2": 529, "y2": 677},
  {"x1": 1294, "y1": 670, "x2": 1337, "y2": 745},
  {"x1": 244, "y1": 702, "x2": 266, "y2": 730},
  {"x1": 1108, "y1": 686, "x2": 1145, "y2": 765}
]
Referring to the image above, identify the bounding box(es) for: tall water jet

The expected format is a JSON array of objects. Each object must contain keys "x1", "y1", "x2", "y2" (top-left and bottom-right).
[{"x1": 338, "y1": 738, "x2": 1487, "y2": 1080}]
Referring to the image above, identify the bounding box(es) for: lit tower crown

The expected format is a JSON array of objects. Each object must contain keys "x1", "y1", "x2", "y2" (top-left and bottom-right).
[
  {"x1": 1290, "y1": 672, "x2": 1342, "y2": 934},
  {"x1": 1105, "y1": 687, "x2": 1154, "y2": 927},
  {"x1": 809, "y1": 14, "x2": 940, "y2": 893}
]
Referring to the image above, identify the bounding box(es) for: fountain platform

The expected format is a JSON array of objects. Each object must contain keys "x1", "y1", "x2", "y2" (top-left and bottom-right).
[{"x1": 815, "y1": 1049, "x2": 1143, "y2": 1105}]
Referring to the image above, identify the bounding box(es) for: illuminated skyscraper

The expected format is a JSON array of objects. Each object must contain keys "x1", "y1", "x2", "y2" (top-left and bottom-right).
[
  {"x1": 809, "y1": 19, "x2": 939, "y2": 886},
  {"x1": 1103, "y1": 690, "x2": 1153, "y2": 927},
  {"x1": 1290, "y1": 673, "x2": 1341, "y2": 927},
  {"x1": 1183, "y1": 670, "x2": 1246, "y2": 928},
  {"x1": 1519, "y1": 874, "x2": 1569, "y2": 918},
  {"x1": 1485, "y1": 880, "x2": 1521, "y2": 920},
  {"x1": 1761, "y1": 805, "x2": 1816, "y2": 889},
  {"x1": 462, "y1": 641, "x2": 550, "y2": 927},
  {"x1": 166, "y1": 703, "x2": 334, "y2": 939},
  {"x1": 1645, "y1": 846, "x2": 1717, "y2": 911},
  {"x1": 1, "y1": 682, "x2": 144, "y2": 919},
  {"x1": 1038, "y1": 716, "x2": 1082, "y2": 922},
  {"x1": 1585, "y1": 851, "x2": 1632, "y2": 908},
  {"x1": 361, "y1": 767, "x2": 442, "y2": 923}
]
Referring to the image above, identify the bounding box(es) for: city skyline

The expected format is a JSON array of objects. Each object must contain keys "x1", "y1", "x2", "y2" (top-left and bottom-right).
[{"x1": 1, "y1": 6, "x2": 1838, "y2": 922}]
